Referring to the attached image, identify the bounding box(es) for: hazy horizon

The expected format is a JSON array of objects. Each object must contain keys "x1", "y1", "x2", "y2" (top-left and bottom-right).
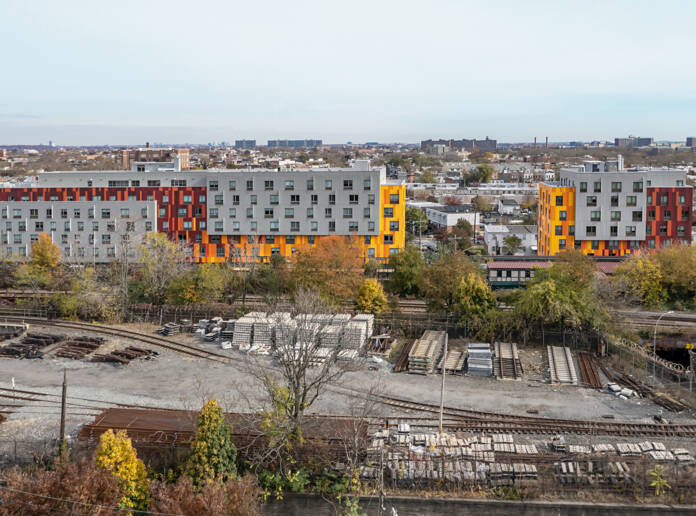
[{"x1": 3, "y1": 0, "x2": 696, "y2": 145}]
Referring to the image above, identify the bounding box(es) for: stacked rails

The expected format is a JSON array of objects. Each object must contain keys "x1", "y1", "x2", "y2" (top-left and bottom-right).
[
  {"x1": 0, "y1": 332, "x2": 63, "y2": 358},
  {"x1": 407, "y1": 330, "x2": 446, "y2": 375},
  {"x1": 576, "y1": 351, "x2": 602, "y2": 388},
  {"x1": 547, "y1": 346, "x2": 578, "y2": 385},
  {"x1": 90, "y1": 346, "x2": 157, "y2": 364},
  {"x1": 493, "y1": 342, "x2": 523, "y2": 380},
  {"x1": 437, "y1": 350, "x2": 466, "y2": 375},
  {"x1": 53, "y1": 336, "x2": 105, "y2": 360},
  {"x1": 467, "y1": 343, "x2": 493, "y2": 377}
]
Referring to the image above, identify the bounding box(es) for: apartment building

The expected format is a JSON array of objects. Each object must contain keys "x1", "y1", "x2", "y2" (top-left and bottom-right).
[
  {"x1": 0, "y1": 161, "x2": 405, "y2": 263},
  {"x1": 538, "y1": 159, "x2": 693, "y2": 256},
  {"x1": 267, "y1": 139, "x2": 322, "y2": 148},
  {"x1": 121, "y1": 147, "x2": 190, "y2": 170},
  {"x1": 235, "y1": 140, "x2": 256, "y2": 149}
]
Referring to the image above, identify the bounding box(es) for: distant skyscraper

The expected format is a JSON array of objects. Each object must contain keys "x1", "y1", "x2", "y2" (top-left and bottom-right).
[
  {"x1": 686, "y1": 137, "x2": 696, "y2": 148},
  {"x1": 235, "y1": 140, "x2": 256, "y2": 149}
]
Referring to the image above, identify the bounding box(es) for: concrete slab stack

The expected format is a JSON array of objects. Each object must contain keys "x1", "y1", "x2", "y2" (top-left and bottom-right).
[
  {"x1": 467, "y1": 343, "x2": 493, "y2": 377},
  {"x1": 352, "y1": 314, "x2": 374, "y2": 337},
  {"x1": 408, "y1": 330, "x2": 446, "y2": 375}
]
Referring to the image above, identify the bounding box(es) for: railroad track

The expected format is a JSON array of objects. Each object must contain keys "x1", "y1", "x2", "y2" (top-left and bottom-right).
[
  {"x1": 577, "y1": 351, "x2": 603, "y2": 389},
  {"x1": 494, "y1": 342, "x2": 522, "y2": 380},
  {"x1": 366, "y1": 393, "x2": 696, "y2": 437},
  {"x1": 0, "y1": 317, "x2": 231, "y2": 363},
  {"x1": 547, "y1": 346, "x2": 578, "y2": 385}
]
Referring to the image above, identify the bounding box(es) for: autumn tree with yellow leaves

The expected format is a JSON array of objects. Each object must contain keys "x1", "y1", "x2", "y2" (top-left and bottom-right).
[{"x1": 355, "y1": 278, "x2": 388, "y2": 314}]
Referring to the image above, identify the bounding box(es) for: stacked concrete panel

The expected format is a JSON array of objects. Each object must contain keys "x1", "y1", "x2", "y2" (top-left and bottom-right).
[
  {"x1": 467, "y1": 343, "x2": 493, "y2": 377},
  {"x1": 408, "y1": 330, "x2": 446, "y2": 375}
]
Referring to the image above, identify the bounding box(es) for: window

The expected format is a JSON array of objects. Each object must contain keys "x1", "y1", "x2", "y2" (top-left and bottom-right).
[
  {"x1": 229, "y1": 180, "x2": 236, "y2": 190},
  {"x1": 648, "y1": 208, "x2": 655, "y2": 220},
  {"x1": 101, "y1": 209, "x2": 111, "y2": 219},
  {"x1": 626, "y1": 226, "x2": 636, "y2": 236},
  {"x1": 384, "y1": 207, "x2": 394, "y2": 218},
  {"x1": 229, "y1": 208, "x2": 237, "y2": 218},
  {"x1": 555, "y1": 225, "x2": 562, "y2": 236},
  {"x1": 349, "y1": 194, "x2": 359, "y2": 205},
  {"x1": 145, "y1": 221, "x2": 153, "y2": 231},
  {"x1": 264, "y1": 180, "x2": 274, "y2": 190},
  {"x1": 630, "y1": 240, "x2": 640, "y2": 250},
  {"x1": 209, "y1": 181, "x2": 218, "y2": 191},
  {"x1": 368, "y1": 194, "x2": 375, "y2": 205},
  {"x1": 325, "y1": 208, "x2": 332, "y2": 218},
  {"x1": 311, "y1": 221, "x2": 318, "y2": 232},
  {"x1": 608, "y1": 240, "x2": 619, "y2": 250},
  {"x1": 29, "y1": 209, "x2": 38, "y2": 219},
  {"x1": 368, "y1": 221, "x2": 375, "y2": 231},
  {"x1": 610, "y1": 226, "x2": 618, "y2": 236},
  {"x1": 290, "y1": 195, "x2": 300, "y2": 205},
  {"x1": 307, "y1": 207, "x2": 314, "y2": 218},
  {"x1": 389, "y1": 221, "x2": 399, "y2": 231},
  {"x1": 290, "y1": 221, "x2": 300, "y2": 232},
  {"x1": 286, "y1": 235, "x2": 295, "y2": 244},
  {"x1": 384, "y1": 235, "x2": 394, "y2": 244},
  {"x1": 285, "y1": 208, "x2": 294, "y2": 218},
  {"x1": 232, "y1": 195, "x2": 240, "y2": 205},
  {"x1": 102, "y1": 234, "x2": 111, "y2": 244},
  {"x1": 343, "y1": 179, "x2": 353, "y2": 190},
  {"x1": 364, "y1": 235, "x2": 372, "y2": 244},
  {"x1": 270, "y1": 194, "x2": 279, "y2": 205},
  {"x1": 633, "y1": 181, "x2": 643, "y2": 192},
  {"x1": 307, "y1": 179, "x2": 314, "y2": 191},
  {"x1": 593, "y1": 181, "x2": 601, "y2": 192},
  {"x1": 682, "y1": 208, "x2": 690, "y2": 219},
  {"x1": 13, "y1": 234, "x2": 21, "y2": 244},
  {"x1": 678, "y1": 194, "x2": 686, "y2": 205},
  {"x1": 233, "y1": 221, "x2": 240, "y2": 231},
  {"x1": 214, "y1": 221, "x2": 223, "y2": 232},
  {"x1": 209, "y1": 208, "x2": 219, "y2": 218},
  {"x1": 555, "y1": 195, "x2": 563, "y2": 206},
  {"x1": 246, "y1": 180, "x2": 254, "y2": 191},
  {"x1": 215, "y1": 194, "x2": 224, "y2": 205},
  {"x1": 183, "y1": 221, "x2": 193, "y2": 230},
  {"x1": 590, "y1": 210, "x2": 601, "y2": 221},
  {"x1": 632, "y1": 211, "x2": 642, "y2": 222},
  {"x1": 108, "y1": 180, "x2": 129, "y2": 187},
  {"x1": 246, "y1": 207, "x2": 253, "y2": 218},
  {"x1": 18, "y1": 221, "x2": 26, "y2": 232},
  {"x1": 568, "y1": 225, "x2": 575, "y2": 236},
  {"x1": 660, "y1": 194, "x2": 668, "y2": 205},
  {"x1": 677, "y1": 179, "x2": 684, "y2": 187},
  {"x1": 343, "y1": 208, "x2": 353, "y2": 219},
  {"x1": 249, "y1": 194, "x2": 257, "y2": 205},
  {"x1": 659, "y1": 224, "x2": 668, "y2": 236},
  {"x1": 35, "y1": 221, "x2": 43, "y2": 231},
  {"x1": 610, "y1": 195, "x2": 619, "y2": 207},
  {"x1": 626, "y1": 195, "x2": 637, "y2": 206},
  {"x1": 677, "y1": 225, "x2": 686, "y2": 236},
  {"x1": 611, "y1": 182, "x2": 622, "y2": 192},
  {"x1": 328, "y1": 221, "x2": 336, "y2": 232},
  {"x1": 270, "y1": 221, "x2": 279, "y2": 232},
  {"x1": 178, "y1": 208, "x2": 187, "y2": 217},
  {"x1": 61, "y1": 209, "x2": 68, "y2": 219},
  {"x1": 559, "y1": 239, "x2": 566, "y2": 249},
  {"x1": 329, "y1": 194, "x2": 336, "y2": 205},
  {"x1": 363, "y1": 178, "x2": 371, "y2": 191},
  {"x1": 12, "y1": 209, "x2": 21, "y2": 219},
  {"x1": 270, "y1": 247, "x2": 280, "y2": 256},
  {"x1": 120, "y1": 208, "x2": 129, "y2": 218},
  {"x1": 284, "y1": 180, "x2": 294, "y2": 191},
  {"x1": 664, "y1": 210, "x2": 671, "y2": 221},
  {"x1": 250, "y1": 221, "x2": 257, "y2": 231},
  {"x1": 183, "y1": 194, "x2": 192, "y2": 204},
  {"x1": 171, "y1": 179, "x2": 187, "y2": 187},
  {"x1": 325, "y1": 179, "x2": 333, "y2": 190},
  {"x1": 586, "y1": 226, "x2": 596, "y2": 236},
  {"x1": 349, "y1": 221, "x2": 359, "y2": 232},
  {"x1": 591, "y1": 240, "x2": 599, "y2": 250},
  {"x1": 559, "y1": 210, "x2": 567, "y2": 221},
  {"x1": 364, "y1": 207, "x2": 371, "y2": 218},
  {"x1": 264, "y1": 208, "x2": 274, "y2": 219},
  {"x1": 579, "y1": 182, "x2": 587, "y2": 192},
  {"x1": 311, "y1": 194, "x2": 318, "y2": 205},
  {"x1": 586, "y1": 196, "x2": 597, "y2": 207},
  {"x1": 610, "y1": 211, "x2": 621, "y2": 221},
  {"x1": 648, "y1": 238, "x2": 655, "y2": 249}
]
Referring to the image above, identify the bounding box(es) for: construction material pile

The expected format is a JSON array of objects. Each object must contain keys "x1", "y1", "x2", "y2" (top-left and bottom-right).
[
  {"x1": 0, "y1": 324, "x2": 27, "y2": 343},
  {"x1": 407, "y1": 330, "x2": 446, "y2": 375},
  {"x1": 467, "y1": 343, "x2": 493, "y2": 377},
  {"x1": 547, "y1": 346, "x2": 578, "y2": 385},
  {"x1": 91, "y1": 346, "x2": 158, "y2": 364},
  {"x1": 53, "y1": 336, "x2": 105, "y2": 360},
  {"x1": 493, "y1": 342, "x2": 523, "y2": 380},
  {"x1": 438, "y1": 350, "x2": 466, "y2": 374},
  {"x1": 0, "y1": 333, "x2": 63, "y2": 359},
  {"x1": 156, "y1": 323, "x2": 181, "y2": 336}
]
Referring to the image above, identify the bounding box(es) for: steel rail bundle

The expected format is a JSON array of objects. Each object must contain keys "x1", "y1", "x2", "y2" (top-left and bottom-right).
[{"x1": 577, "y1": 352, "x2": 603, "y2": 389}]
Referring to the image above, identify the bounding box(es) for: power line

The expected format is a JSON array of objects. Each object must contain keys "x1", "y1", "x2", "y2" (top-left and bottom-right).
[{"x1": 0, "y1": 485, "x2": 183, "y2": 515}]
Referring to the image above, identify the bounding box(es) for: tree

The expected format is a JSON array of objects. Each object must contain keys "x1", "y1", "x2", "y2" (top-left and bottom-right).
[
  {"x1": 476, "y1": 163, "x2": 494, "y2": 183},
  {"x1": 418, "y1": 251, "x2": 481, "y2": 311},
  {"x1": 615, "y1": 254, "x2": 667, "y2": 307},
  {"x1": 137, "y1": 232, "x2": 187, "y2": 305},
  {"x1": 453, "y1": 272, "x2": 497, "y2": 323},
  {"x1": 29, "y1": 233, "x2": 61, "y2": 270},
  {"x1": 185, "y1": 399, "x2": 238, "y2": 486},
  {"x1": 387, "y1": 244, "x2": 424, "y2": 296},
  {"x1": 405, "y1": 207, "x2": 428, "y2": 234},
  {"x1": 649, "y1": 465, "x2": 671, "y2": 496},
  {"x1": 355, "y1": 279, "x2": 387, "y2": 314},
  {"x1": 51, "y1": 266, "x2": 117, "y2": 321},
  {"x1": 94, "y1": 429, "x2": 149, "y2": 511},
  {"x1": 471, "y1": 195, "x2": 492, "y2": 213},
  {"x1": 418, "y1": 170, "x2": 437, "y2": 183},
  {"x1": 502, "y1": 235, "x2": 522, "y2": 255},
  {"x1": 291, "y1": 236, "x2": 363, "y2": 303},
  {"x1": 150, "y1": 475, "x2": 261, "y2": 516},
  {"x1": 651, "y1": 245, "x2": 696, "y2": 304},
  {"x1": 443, "y1": 195, "x2": 462, "y2": 206},
  {"x1": 1, "y1": 453, "x2": 122, "y2": 515}
]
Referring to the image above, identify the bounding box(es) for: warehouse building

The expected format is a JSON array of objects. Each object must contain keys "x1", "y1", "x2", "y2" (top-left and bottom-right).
[{"x1": 0, "y1": 160, "x2": 405, "y2": 263}]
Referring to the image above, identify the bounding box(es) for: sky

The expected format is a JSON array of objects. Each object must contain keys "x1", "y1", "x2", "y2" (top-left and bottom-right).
[{"x1": 2, "y1": 0, "x2": 696, "y2": 145}]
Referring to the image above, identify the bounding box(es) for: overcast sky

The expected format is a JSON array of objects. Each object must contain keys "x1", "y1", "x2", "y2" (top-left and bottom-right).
[{"x1": 2, "y1": 0, "x2": 696, "y2": 145}]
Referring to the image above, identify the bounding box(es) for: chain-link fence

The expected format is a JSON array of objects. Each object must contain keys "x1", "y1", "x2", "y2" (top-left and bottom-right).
[{"x1": 0, "y1": 439, "x2": 61, "y2": 467}]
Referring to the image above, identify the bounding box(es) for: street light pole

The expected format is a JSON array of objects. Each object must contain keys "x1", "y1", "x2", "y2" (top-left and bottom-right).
[{"x1": 653, "y1": 310, "x2": 674, "y2": 381}]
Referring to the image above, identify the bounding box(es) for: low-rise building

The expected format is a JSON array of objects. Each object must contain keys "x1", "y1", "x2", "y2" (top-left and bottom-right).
[
  {"x1": 497, "y1": 198, "x2": 520, "y2": 215},
  {"x1": 424, "y1": 205, "x2": 480, "y2": 231},
  {"x1": 484, "y1": 224, "x2": 537, "y2": 255}
]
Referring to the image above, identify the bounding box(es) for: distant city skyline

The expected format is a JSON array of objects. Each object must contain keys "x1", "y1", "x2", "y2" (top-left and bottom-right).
[{"x1": 3, "y1": 0, "x2": 696, "y2": 145}]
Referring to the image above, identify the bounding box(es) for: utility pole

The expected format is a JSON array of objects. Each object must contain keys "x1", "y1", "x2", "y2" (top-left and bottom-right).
[
  {"x1": 377, "y1": 447, "x2": 384, "y2": 516},
  {"x1": 439, "y1": 332, "x2": 448, "y2": 434},
  {"x1": 450, "y1": 234, "x2": 460, "y2": 252},
  {"x1": 59, "y1": 369, "x2": 67, "y2": 448}
]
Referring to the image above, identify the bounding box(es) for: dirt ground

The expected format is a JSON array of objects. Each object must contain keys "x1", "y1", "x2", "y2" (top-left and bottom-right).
[{"x1": 1, "y1": 323, "x2": 695, "y2": 452}]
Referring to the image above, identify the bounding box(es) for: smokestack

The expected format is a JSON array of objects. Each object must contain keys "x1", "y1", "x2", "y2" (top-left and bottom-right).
[
  {"x1": 545, "y1": 136, "x2": 549, "y2": 149},
  {"x1": 146, "y1": 142, "x2": 150, "y2": 148},
  {"x1": 534, "y1": 137, "x2": 537, "y2": 149}
]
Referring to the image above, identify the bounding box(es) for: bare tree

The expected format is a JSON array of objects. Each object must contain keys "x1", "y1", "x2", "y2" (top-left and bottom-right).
[{"x1": 137, "y1": 232, "x2": 187, "y2": 305}]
